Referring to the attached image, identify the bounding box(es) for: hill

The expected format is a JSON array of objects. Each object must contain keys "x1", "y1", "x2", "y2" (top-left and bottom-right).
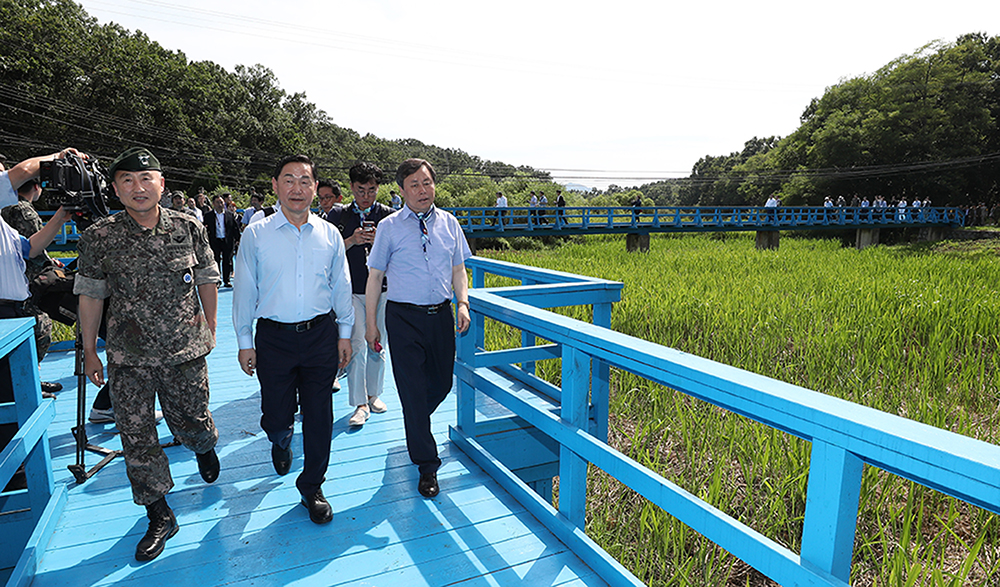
[{"x1": 0, "y1": 0, "x2": 548, "y2": 195}]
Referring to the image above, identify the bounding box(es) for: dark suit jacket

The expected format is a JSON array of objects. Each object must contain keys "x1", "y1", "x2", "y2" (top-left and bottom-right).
[{"x1": 204, "y1": 210, "x2": 240, "y2": 250}]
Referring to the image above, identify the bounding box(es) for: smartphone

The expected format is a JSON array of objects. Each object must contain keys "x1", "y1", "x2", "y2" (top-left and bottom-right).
[{"x1": 363, "y1": 220, "x2": 375, "y2": 232}]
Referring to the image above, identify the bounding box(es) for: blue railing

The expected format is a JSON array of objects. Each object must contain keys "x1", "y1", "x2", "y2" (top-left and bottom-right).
[
  {"x1": 442, "y1": 206, "x2": 965, "y2": 237},
  {"x1": 0, "y1": 319, "x2": 66, "y2": 587},
  {"x1": 37, "y1": 205, "x2": 965, "y2": 250},
  {"x1": 451, "y1": 257, "x2": 1000, "y2": 586}
]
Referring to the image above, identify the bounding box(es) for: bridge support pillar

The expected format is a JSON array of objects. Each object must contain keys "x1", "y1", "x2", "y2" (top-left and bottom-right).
[
  {"x1": 920, "y1": 227, "x2": 947, "y2": 243},
  {"x1": 855, "y1": 228, "x2": 879, "y2": 250},
  {"x1": 755, "y1": 230, "x2": 779, "y2": 250},
  {"x1": 626, "y1": 233, "x2": 649, "y2": 252}
]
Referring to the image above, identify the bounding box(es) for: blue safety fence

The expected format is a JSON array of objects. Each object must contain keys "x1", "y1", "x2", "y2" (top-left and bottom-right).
[
  {"x1": 0, "y1": 319, "x2": 66, "y2": 587},
  {"x1": 451, "y1": 256, "x2": 1000, "y2": 586}
]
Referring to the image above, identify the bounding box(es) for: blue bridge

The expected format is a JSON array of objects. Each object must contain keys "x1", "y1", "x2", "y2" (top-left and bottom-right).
[
  {"x1": 443, "y1": 205, "x2": 966, "y2": 250},
  {"x1": 2, "y1": 256, "x2": 997, "y2": 586},
  {"x1": 43, "y1": 206, "x2": 966, "y2": 252}
]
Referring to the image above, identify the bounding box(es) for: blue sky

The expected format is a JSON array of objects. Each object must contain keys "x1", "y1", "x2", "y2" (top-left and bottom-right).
[{"x1": 78, "y1": 0, "x2": 996, "y2": 189}]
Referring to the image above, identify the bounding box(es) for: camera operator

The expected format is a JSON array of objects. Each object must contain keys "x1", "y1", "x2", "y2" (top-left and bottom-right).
[
  {"x1": 0, "y1": 148, "x2": 76, "y2": 488},
  {"x1": 74, "y1": 147, "x2": 221, "y2": 562},
  {"x1": 2, "y1": 178, "x2": 72, "y2": 398}
]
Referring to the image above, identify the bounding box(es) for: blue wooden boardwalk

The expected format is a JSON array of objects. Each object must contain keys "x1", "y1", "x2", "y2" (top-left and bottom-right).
[{"x1": 20, "y1": 288, "x2": 606, "y2": 587}]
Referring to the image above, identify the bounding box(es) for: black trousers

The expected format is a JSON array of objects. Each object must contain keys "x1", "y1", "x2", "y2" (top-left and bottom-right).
[
  {"x1": 385, "y1": 301, "x2": 455, "y2": 475},
  {"x1": 210, "y1": 239, "x2": 234, "y2": 284},
  {"x1": 255, "y1": 314, "x2": 338, "y2": 496}
]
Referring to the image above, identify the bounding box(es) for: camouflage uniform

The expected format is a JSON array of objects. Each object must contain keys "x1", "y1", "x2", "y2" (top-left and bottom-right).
[
  {"x1": 74, "y1": 208, "x2": 221, "y2": 505},
  {"x1": 1, "y1": 200, "x2": 51, "y2": 360}
]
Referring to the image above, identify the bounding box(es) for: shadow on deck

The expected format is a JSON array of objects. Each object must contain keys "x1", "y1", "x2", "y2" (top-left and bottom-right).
[{"x1": 15, "y1": 287, "x2": 605, "y2": 587}]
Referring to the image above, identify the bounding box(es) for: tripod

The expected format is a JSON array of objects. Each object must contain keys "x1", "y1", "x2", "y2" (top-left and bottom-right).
[
  {"x1": 67, "y1": 321, "x2": 119, "y2": 484},
  {"x1": 66, "y1": 322, "x2": 181, "y2": 484}
]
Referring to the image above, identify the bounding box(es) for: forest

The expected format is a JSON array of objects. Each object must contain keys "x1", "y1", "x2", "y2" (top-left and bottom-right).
[
  {"x1": 1, "y1": 1, "x2": 997, "y2": 210},
  {"x1": 0, "y1": 0, "x2": 548, "y2": 202},
  {"x1": 649, "y1": 33, "x2": 1000, "y2": 209}
]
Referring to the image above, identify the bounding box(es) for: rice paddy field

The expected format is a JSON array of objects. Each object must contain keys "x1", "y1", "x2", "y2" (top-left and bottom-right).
[{"x1": 478, "y1": 233, "x2": 1000, "y2": 587}]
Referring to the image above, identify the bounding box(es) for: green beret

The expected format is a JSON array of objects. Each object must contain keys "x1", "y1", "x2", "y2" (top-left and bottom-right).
[{"x1": 108, "y1": 147, "x2": 160, "y2": 177}]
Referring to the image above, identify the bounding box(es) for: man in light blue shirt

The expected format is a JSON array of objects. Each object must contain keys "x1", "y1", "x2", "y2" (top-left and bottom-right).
[
  {"x1": 365, "y1": 158, "x2": 471, "y2": 499},
  {"x1": 233, "y1": 154, "x2": 353, "y2": 525}
]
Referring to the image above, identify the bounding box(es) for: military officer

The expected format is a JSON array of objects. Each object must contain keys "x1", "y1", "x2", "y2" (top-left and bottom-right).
[{"x1": 74, "y1": 147, "x2": 221, "y2": 562}]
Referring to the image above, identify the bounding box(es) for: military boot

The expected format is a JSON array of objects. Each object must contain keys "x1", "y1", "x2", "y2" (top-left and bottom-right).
[{"x1": 135, "y1": 496, "x2": 178, "y2": 561}]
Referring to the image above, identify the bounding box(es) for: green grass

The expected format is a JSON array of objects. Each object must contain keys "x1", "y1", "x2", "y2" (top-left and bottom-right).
[{"x1": 477, "y1": 233, "x2": 1000, "y2": 587}]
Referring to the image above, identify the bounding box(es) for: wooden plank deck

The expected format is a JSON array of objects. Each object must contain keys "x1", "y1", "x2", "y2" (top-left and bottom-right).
[{"x1": 26, "y1": 288, "x2": 606, "y2": 587}]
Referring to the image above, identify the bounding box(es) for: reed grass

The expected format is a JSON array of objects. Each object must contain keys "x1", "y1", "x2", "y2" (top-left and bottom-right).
[{"x1": 479, "y1": 233, "x2": 1000, "y2": 587}]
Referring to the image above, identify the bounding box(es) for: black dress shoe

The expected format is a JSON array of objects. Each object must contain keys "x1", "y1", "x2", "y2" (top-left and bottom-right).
[
  {"x1": 418, "y1": 471, "x2": 439, "y2": 498},
  {"x1": 196, "y1": 448, "x2": 220, "y2": 483},
  {"x1": 301, "y1": 488, "x2": 333, "y2": 524},
  {"x1": 135, "y1": 497, "x2": 178, "y2": 561},
  {"x1": 271, "y1": 443, "x2": 292, "y2": 476},
  {"x1": 40, "y1": 381, "x2": 62, "y2": 393}
]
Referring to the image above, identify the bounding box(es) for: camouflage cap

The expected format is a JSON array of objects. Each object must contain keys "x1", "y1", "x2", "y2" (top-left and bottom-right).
[{"x1": 108, "y1": 147, "x2": 160, "y2": 177}]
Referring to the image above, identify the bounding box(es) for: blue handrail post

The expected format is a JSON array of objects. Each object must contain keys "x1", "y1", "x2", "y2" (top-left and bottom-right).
[
  {"x1": 800, "y1": 441, "x2": 863, "y2": 582},
  {"x1": 470, "y1": 266, "x2": 486, "y2": 350},
  {"x1": 521, "y1": 279, "x2": 537, "y2": 374},
  {"x1": 559, "y1": 345, "x2": 590, "y2": 529},
  {"x1": 591, "y1": 302, "x2": 612, "y2": 442},
  {"x1": 455, "y1": 312, "x2": 477, "y2": 435}
]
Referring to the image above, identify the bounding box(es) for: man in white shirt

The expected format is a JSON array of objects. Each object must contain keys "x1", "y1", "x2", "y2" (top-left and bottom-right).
[{"x1": 493, "y1": 191, "x2": 508, "y2": 226}]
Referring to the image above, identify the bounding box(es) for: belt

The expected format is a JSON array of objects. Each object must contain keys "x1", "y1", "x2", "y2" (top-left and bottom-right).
[
  {"x1": 0, "y1": 299, "x2": 29, "y2": 311},
  {"x1": 258, "y1": 312, "x2": 331, "y2": 333},
  {"x1": 388, "y1": 300, "x2": 451, "y2": 315}
]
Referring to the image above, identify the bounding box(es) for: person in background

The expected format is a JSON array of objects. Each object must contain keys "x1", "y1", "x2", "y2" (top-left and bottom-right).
[
  {"x1": 326, "y1": 162, "x2": 393, "y2": 427},
  {"x1": 169, "y1": 192, "x2": 186, "y2": 213},
  {"x1": 365, "y1": 158, "x2": 471, "y2": 499},
  {"x1": 1, "y1": 179, "x2": 64, "y2": 396},
  {"x1": 1, "y1": 149, "x2": 76, "y2": 493},
  {"x1": 390, "y1": 190, "x2": 402, "y2": 210},
  {"x1": 195, "y1": 189, "x2": 212, "y2": 220},
  {"x1": 205, "y1": 194, "x2": 239, "y2": 288},
  {"x1": 317, "y1": 179, "x2": 343, "y2": 216},
  {"x1": 493, "y1": 191, "x2": 507, "y2": 226},
  {"x1": 242, "y1": 193, "x2": 264, "y2": 229},
  {"x1": 764, "y1": 193, "x2": 779, "y2": 224},
  {"x1": 187, "y1": 197, "x2": 203, "y2": 222}
]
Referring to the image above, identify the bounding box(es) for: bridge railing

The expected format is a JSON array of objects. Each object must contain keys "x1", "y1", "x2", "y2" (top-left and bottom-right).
[
  {"x1": 0, "y1": 318, "x2": 65, "y2": 587},
  {"x1": 451, "y1": 256, "x2": 1000, "y2": 587},
  {"x1": 444, "y1": 205, "x2": 965, "y2": 235}
]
